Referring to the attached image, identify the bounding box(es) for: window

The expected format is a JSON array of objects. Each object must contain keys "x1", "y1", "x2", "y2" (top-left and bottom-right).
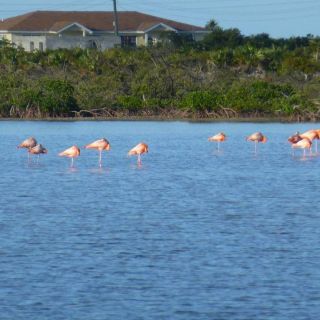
[
  {"x1": 39, "y1": 42, "x2": 44, "y2": 52},
  {"x1": 30, "y1": 41, "x2": 34, "y2": 51},
  {"x1": 121, "y1": 36, "x2": 136, "y2": 48}
]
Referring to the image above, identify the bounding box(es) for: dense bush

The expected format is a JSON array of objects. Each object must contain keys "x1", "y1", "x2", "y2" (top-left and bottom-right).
[
  {"x1": 0, "y1": 28, "x2": 319, "y2": 120},
  {"x1": 38, "y1": 79, "x2": 77, "y2": 116}
]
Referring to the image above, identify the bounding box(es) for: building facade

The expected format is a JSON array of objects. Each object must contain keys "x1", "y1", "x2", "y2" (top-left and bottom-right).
[{"x1": 0, "y1": 11, "x2": 208, "y2": 51}]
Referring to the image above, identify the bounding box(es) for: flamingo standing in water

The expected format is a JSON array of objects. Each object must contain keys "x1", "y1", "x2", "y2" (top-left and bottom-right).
[
  {"x1": 288, "y1": 130, "x2": 319, "y2": 154},
  {"x1": 246, "y1": 132, "x2": 267, "y2": 153},
  {"x1": 208, "y1": 132, "x2": 226, "y2": 151},
  {"x1": 17, "y1": 137, "x2": 37, "y2": 160},
  {"x1": 300, "y1": 130, "x2": 320, "y2": 154},
  {"x1": 85, "y1": 138, "x2": 110, "y2": 167},
  {"x1": 128, "y1": 142, "x2": 148, "y2": 164},
  {"x1": 288, "y1": 132, "x2": 303, "y2": 156},
  {"x1": 29, "y1": 144, "x2": 47, "y2": 162},
  {"x1": 59, "y1": 146, "x2": 80, "y2": 167},
  {"x1": 291, "y1": 138, "x2": 312, "y2": 158}
]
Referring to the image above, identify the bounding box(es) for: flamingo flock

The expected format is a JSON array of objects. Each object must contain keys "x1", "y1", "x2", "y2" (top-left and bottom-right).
[
  {"x1": 17, "y1": 129, "x2": 320, "y2": 167},
  {"x1": 207, "y1": 129, "x2": 319, "y2": 156},
  {"x1": 288, "y1": 129, "x2": 320, "y2": 156},
  {"x1": 17, "y1": 137, "x2": 149, "y2": 167},
  {"x1": 208, "y1": 131, "x2": 267, "y2": 153},
  {"x1": 17, "y1": 136, "x2": 47, "y2": 161}
]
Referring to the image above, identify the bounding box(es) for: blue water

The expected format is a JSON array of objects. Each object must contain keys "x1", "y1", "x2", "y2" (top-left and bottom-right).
[{"x1": 1, "y1": 121, "x2": 320, "y2": 320}]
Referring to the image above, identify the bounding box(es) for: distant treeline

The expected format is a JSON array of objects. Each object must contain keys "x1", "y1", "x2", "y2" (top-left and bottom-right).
[{"x1": 0, "y1": 21, "x2": 319, "y2": 120}]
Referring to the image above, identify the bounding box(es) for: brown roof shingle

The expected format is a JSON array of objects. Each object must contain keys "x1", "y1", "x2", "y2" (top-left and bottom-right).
[{"x1": 0, "y1": 11, "x2": 205, "y2": 32}]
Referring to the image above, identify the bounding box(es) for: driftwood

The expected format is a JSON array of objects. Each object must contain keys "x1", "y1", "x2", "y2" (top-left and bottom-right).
[{"x1": 71, "y1": 107, "x2": 116, "y2": 117}]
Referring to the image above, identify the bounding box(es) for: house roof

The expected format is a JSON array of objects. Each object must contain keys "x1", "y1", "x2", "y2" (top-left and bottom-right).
[
  {"x1": 137, "y1": 22, "x2": 177, "y2": 32},
  {"x1": 49, "y1": 21, "x2": 76, "y2": 32},
  {"x1": 49, "y1": 21, "x2": 93, "y2": 33},
  {"x1": 0, "y1": 11, "x2": 205, "y2": 33}
]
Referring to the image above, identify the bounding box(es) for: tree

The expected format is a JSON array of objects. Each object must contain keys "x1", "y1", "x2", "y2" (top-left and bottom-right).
[
  {"x1": 205, "y1": 19, "x2": 220, "y2": 31},
  {"x1": 202, "y1": 27, "x2": 243, "y2": 49},
  {"x1": 245, "y1": 33, "x2": 273, "y2": 48}
]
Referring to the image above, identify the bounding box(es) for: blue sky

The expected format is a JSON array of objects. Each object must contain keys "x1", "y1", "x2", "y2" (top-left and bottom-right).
[{"x1": 0, "y1": 0, "x2": 319, "y2": 38}]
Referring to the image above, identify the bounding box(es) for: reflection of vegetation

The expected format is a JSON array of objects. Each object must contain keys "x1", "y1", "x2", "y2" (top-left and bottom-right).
[{"x1": 0, "y1": 24, "x2": 320, "y2": 120}]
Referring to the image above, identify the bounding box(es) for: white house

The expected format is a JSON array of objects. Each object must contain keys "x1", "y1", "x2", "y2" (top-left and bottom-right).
[{"x1": 0, "y1": 11, "x2": 208, "y2": 51}]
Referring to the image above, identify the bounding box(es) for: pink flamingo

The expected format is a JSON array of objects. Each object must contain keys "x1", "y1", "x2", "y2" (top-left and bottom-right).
[
  {"x1": 29, "y1": 144, "x2": 47, "y2": 162},
  {"x1": 292, "y1": 138, "x2": 312, "y2": 158},
  {"x1": 246, "y1": 132, "x2": 267, "y2": 153},
  {"x1": 313, "y1": 129, "x2": 320, "y2": 153},
  {"x1": 288, "y1": 132, "x2": 303, "y2": 156},
  {"x1": 17, "y1": 137, "x2": 37, "y2": 160},
  {"x1": 128, "y1": 142, "x2": 148, "y2": 164},
  {"x1": 59, "y1": 146, "x2": 80, "y2": 167},
  {"x1": 208, "y1": 132, "x2": 226, "y2": 151},
  {"x1": 288, "y1": 130, "x2": 319, "y2": 154},
  {"x1": 85, "y1": 138, "x2": 110, "y2": 167},
  {"x1": 288, "y1": 132, "x2": 302, "y2": 144},
  {"x1": 300, "y1": 130, "x2": 320, "y2": 154}
]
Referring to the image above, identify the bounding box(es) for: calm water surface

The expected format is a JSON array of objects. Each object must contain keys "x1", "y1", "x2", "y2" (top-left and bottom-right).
[{"x1": 1, "y1": 121, "x2": 320, "y2": 320}]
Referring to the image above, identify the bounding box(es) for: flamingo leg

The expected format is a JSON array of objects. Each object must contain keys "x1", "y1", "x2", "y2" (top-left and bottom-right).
[
  {"x1": 99, "y1": 150, "x2": 102, "y2": 167},
  {"x1": 254, "y1": 141, "x2": 257, "y2": 154},
  {"x1": 71, "y1": 157, "x2": 74, "y2": 168},
  {"x1": 316, "y1": 140, "x2": 318, "y2": 154},
  {"x1": 303, "y1": 149, "x2": 306, "y2": 158},
  {"x1": 217, "y1": 141, "x2": 220, "y2": 152},
  {"x1": 138, "y1": 154, "x2": 141, "y2": 164}
]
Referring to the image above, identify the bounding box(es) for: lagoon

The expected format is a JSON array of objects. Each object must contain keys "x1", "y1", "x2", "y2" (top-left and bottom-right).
[{"x1": 1, "y1": 121, "x2": 320, "y2": 319}]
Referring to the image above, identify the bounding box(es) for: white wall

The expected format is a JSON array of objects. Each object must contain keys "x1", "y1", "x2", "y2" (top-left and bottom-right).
[
  {"x1": 193, "y1": 33, "x2": 207, "y2": 41},
  {"x1": 5, "y1": 31, "x2": 206, "y2": 51},
  {"x1": 9, "y1": 33, "x2": 121, "y2": 51},
  {"x1": 11, "y1": 34, "x2": 47, "y2": 51},
  {"x1": 46, "y1": 34, "x2": 121, "y2": 50}
]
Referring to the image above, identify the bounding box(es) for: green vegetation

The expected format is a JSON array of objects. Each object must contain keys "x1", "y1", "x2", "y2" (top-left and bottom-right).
[{"x1": 0, "y1": 23, "x2": 320, "y2": 120}]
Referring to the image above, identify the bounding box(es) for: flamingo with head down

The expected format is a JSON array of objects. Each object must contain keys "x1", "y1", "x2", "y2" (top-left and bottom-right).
[
  {"x1": 59, "y1": 146, "x2": 80, "y2": 167},
  {"x1": 288, "y1": 130, "x2": 320, "y2": 154},
  {"x1": 18, "y1": 137, "x2": 37, "y2": 160},
  {"x1": 85, "y1": 138, "x2": 110, "y2": 167},
  {"x1": 208, "y1": 132, "x2": 226, "y2": 151},
  {"x1": 288, "y1": 132, "x2": 302, "y2": 144},
  {"x1": 128, "y1": 142, "x2": 148, "y2": 164},
  {"x1": 300, "y1": 130, "x2": 320, "y2": 154},
  {"x1": 29, "y1": 144, "x2": 47, "y2": 162},
  {"x1": 291, "y1": 138, "x2": 312, "y2": 158},
  {"x1": 246, "y1": 132, "x2": 267, "y2": 153}
]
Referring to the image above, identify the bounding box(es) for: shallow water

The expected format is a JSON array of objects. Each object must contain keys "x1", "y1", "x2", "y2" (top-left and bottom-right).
[{"x1": 1, "y1": 121, "x2": 320, "y2": 320}]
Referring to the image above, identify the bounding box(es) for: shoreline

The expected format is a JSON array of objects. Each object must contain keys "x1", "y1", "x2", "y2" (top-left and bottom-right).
[{"x1": 0, "y1": 116, "x2": 314, "y2": 123}]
